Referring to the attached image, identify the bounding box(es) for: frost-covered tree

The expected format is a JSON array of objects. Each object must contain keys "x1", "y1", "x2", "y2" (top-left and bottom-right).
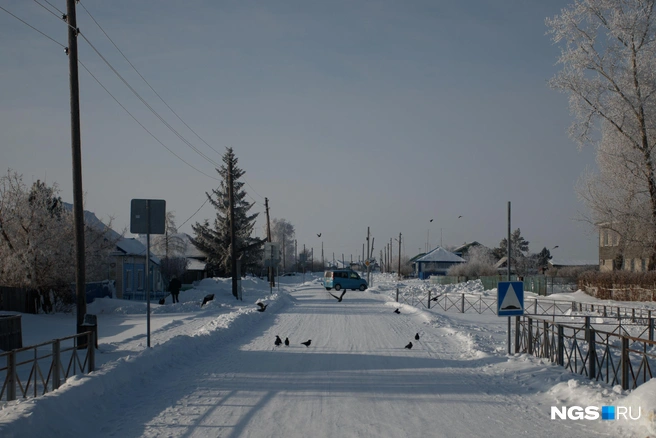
[
  {"x1": 448, "y1": 246, "x2": 497, "y2": 277},
  {"x1": 270, "y1": 218, "x2": 295, "y2": 271},
  {"x1": 192, "y1": 148, "x2": 264, "y2": 283},
  {"x1": 548, "y1": 0, "x2": 656, "y2": 268},
  {"x1": 152, "y1": 211, "x2": 187, "y2": 258},
  {"x1": 0, "y1": 170, "x2": 118, "y2": 292}
]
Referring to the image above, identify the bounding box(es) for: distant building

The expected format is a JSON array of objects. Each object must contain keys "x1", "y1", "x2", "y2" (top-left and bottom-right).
[
  {"x1": 110, "y1": 238, "x2": 162, "y2": 299},
  {"x1": 597, "y1": 222, "x2": 651, "y2": 272},
  {"x1": 413, "y1": 247, "x2": 465, "y2": 279}
]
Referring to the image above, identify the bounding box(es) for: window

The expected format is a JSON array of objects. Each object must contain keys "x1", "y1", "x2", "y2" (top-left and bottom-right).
[
  {"x1": 642, "y1": 259, "x2": 647, "y2": 272},
  {"x1": 137, "y1": 270, "x2": 144, "y2": 290},
  {"x1": 604, "y1": 230, "x2": 609, "y2": 246},
  {"x1": 630, "y1": 259, "x2": 635, "y2": 272},
  {"x1": 125, "y1": 270, "x2": 133, "y2": 292}
]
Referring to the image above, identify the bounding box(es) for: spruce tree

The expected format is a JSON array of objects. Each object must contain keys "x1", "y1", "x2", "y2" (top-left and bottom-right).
[{"x1": 192, "y1": 148, "x2": 263, "y2": 284}]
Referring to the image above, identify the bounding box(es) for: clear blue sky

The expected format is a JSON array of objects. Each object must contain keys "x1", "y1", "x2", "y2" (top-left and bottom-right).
[{"x1": 1, "y1": 0, "x2": 598, "y2": 262}]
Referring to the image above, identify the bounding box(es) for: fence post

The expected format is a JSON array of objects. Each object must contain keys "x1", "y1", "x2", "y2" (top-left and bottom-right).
[
  {"x1": 579, "y1": 303, "x2": 582, "y2": 312},
  {"x1": 543, "y1": 321, "x2": 549, "y2": 357},
  {"x1": 7, "y1": 350, "x2": 16, "y2": 401},
  {"x1": 603, "y1": 305, "x2": 607, "y2": 317},
  {"x1": 648, "y1": 311, "x2": 653, "y2": 342},
  {"x1": 631, "y1": 308, "x2": 635, "y2": 323},
  {"x1": 557, "y1": 325, "x2": 564, "y2": 366},
  {"x1": 621, "y1": 337, "x2": 630, "y2": 390},
  {"x1": 527, "y1": 317, "x2": 533, "y2": 355},
  {"x1": 52, "y1": 339, "x2": 61, "y2": 390},
  {"x1": 534, "y1": 299, "x2": 538, "y2": 315},
  {"x1": 87, "y1": 332, "x2": 95, "y2": 373},
  {"x1": 515, "y1": 316, "x2": 520, "y2": 354},
  {"x1": 396, "y1": 287, "x2": 399, "y2": 303},
  {"x1": 584, "y1": 316, "x2": 590, "y2": 342},
  {"x1": 571, "y1": 301, "x2": 576, "y2": 312},
  {"x1": 461, "y1": 293, "x2": 465, "y2": 313},
  {"x1": 617, "y1": 306, "x2": 621, "y2": 318},
  {"x1": 588, "y1": 327, "x2": 596, "y2": 380},
  {"x1": 427, "y1": 290, "x2": 431, "y2": 309}
]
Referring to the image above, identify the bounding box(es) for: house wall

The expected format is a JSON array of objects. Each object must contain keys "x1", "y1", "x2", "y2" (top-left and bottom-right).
[{"x1": 598, "y1": 226, "x2": 651, "y2": 271}]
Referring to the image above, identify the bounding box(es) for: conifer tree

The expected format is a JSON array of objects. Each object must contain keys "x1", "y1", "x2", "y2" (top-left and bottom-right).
[{"x1": 192, "y1": 148, "x2": 263, "y2": 282}]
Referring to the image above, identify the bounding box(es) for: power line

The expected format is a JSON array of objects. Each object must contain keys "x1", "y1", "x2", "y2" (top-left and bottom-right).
[
  {"x1": 32, "y1": 0, "x2": 64, "y2": 21},
  {"x1": 77, "y1": 0, "x2": 224, "y2": 161},
  {"x1": 78, "y1": 32, "x2": 222, "y2": 169},
  {"x1": 0, "y1": 5, "x2": 66, "y2": 48},
  {"x1": 78, "y1": 59, "x2": 221, "y2": 181},
  {"x1": 179, "y1": 197, "x2": 210, "y2": 228}
]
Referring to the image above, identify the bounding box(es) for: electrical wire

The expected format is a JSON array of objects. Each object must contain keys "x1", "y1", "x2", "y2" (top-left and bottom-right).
[
  {"x1": 79, "y1": 32, "x2": 223, "y2": 170},
  {"x1": 78, "y1": 59, "x2": 221, "y2": 181},
  {"x1": 77, "y1": 1, "x2": 223, "y2": 164},
  {"x1": 178, "y1": 198, "x2": 210, "y2": 228},
  {"x1": 32, "y1": 0, "x2": 63, "y2": 21},
  {"x1": 0, "y1": 5, "x2": 66, "y2": 48}
]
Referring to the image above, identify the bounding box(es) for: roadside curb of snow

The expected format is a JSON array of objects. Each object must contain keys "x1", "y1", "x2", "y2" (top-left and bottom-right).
[{"x1": 0, "y1": 291, "x2": 294, "y2": 437}]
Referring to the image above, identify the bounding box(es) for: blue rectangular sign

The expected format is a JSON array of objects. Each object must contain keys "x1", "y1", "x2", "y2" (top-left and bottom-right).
[{"x1": 497, "y1": 281, "x2": 524, "y2": 316}]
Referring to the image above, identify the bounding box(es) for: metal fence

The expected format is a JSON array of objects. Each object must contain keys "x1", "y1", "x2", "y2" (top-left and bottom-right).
[
  {"x1": 429, "y1": 275, "x2": 577, "y2": 296},
  {"x1": 0, "y1": 331, "x2": 95, "y2": 403},
  {"x1": 515, "y1": 315, "x2": 656, "y2": 390}
]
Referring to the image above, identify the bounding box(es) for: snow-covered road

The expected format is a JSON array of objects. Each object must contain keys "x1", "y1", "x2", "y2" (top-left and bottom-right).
[{"x1": 69, "y1": 283, "x2": 609, "y2": 438}]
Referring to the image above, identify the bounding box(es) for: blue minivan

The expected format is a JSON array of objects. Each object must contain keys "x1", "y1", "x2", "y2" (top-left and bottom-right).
[{"x1": 323, "y1": 269, "x2": 368, "y2": 291}]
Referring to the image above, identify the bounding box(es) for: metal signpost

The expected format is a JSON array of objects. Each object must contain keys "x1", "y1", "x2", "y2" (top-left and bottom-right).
[
  {"x1": 263, "y1": 242, "x2": 280, "y2": 295},
  {"x1": 130, "y1": 199, "x2": 166, "y2": 348}
]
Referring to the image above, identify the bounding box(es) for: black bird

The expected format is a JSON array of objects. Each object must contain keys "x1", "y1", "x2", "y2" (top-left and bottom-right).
[
  {"x1": 317, "y1": 233, "x2": 322, "y2": 237},
  {"x1": 430, "y1": 295, "x2": 440, "y2": 302},
  {"x1": 405, "y1": 342, "x2": 413, "y2": 349},
  {"x1": 329, "y1": 290, "x2": 346, "y2": 302},
  {"x1": 256, "y1": 302, "x2": 268, "y2": 312},
  {"x1": 284, "y1": 337, "x2": 289, "y2": 346},
  {"x1": 429, "y1": 219, "x2": 433, "y2": 222},
  {"x1": 301, "y1": 339, "x2": 312, "y2": 347},
  {"x1": 275, "y1": 335, "x2": 282, "y2": 346},
  {"x1": 394, "y1": 308, "x2": 400, "y2": 314},
  {"x1": 458, "y1": 215, "x2": 463, "y2": 218},
  {"x1": 201, "y1": 294, "x2": 215, "y2": 307},
  {"x1": 415, "y1": 333, "x2": 420, "y2": 341}
]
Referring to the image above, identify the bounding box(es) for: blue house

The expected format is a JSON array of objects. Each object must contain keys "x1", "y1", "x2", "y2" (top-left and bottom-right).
[
  {"x1": 414, "y1": 247, "x2": 466, "y2": 279},
  {"x1": 110, "y1": 238, "x2": 163, "y2": 300}
]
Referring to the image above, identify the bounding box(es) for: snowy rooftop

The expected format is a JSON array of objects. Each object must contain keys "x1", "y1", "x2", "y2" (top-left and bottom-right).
[{"x1": 416, "y1": 246, "x2": 466, "y2": 263}]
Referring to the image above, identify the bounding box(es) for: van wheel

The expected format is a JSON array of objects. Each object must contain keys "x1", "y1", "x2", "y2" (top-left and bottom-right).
[
  {"x1": 359, "y1": 284, "x2": 366, "y2": 291},
  {"x1": 334, "y1": 284, "x2": 341, "y2": 291},
  {"x1": 326, "y1": 287, "x2": 331, "y2": 291}
]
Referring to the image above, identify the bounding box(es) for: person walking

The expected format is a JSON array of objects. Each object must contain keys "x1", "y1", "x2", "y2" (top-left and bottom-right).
[{"x1": 169, "y1": 276, "x2": 182, "y2": 303}]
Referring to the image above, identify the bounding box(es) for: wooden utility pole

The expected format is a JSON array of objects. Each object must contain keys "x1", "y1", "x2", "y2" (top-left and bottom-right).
[
  {"x1": 321, "y1": 241, "x2": 324, "y2": 270},
  {"x1": 265, "y1": 197, "x2": 273, "y2": 287},
  {"x1": 390, "y1": 237, "x2": 392, "y2": 274},
  {"x1": 282, "y1": 233, "x2": 286, "y2": 272},
  {"x1": 397, "y1": 233, "x2": 402, "y2": 280},
  {"x1": 366, "y1": 227, "x2": 370, "y2": 282},
  {"x1": 228, "y1": 158, "x2": 238, "y2": 298},
  {"x1": 66, "y1": 0, "x2": 87, "y2": 332}
]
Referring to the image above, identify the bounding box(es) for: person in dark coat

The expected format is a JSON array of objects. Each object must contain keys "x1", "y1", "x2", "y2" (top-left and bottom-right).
[{"x1": 169, "y1": 276, "x2": 182, "y2": 303}]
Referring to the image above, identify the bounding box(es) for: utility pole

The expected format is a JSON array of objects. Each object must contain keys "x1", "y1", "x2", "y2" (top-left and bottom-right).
[
  {"x1": 66, "y1": 0, "x2": 87, "y2": 333},
  {"x1": 397, "y1": 233, "x2": 402, "y2": 280},
  {"x1": 366, "y1": 227, "x2": 370, "y2": 283},
  {"x1": 228, "y1": 158, "x2": 237, "y2": 299},
  {"x1": 321, "y1": 241, "x2": 324, "y2": 271},
  {"x1": 282, "y1": 233, "x2": 286, "y2": 272},
  {"x1": 265, "y1": 198, "x2": 273, "y2": 287},
  {"x1": 294, "y1": 239, "x2": 297, "y2": 272}
]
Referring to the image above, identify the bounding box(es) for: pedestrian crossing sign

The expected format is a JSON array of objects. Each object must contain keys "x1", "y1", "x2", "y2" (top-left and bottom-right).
[{"x1": 497, "y1": 281, "x2": 524, "y2": 316}]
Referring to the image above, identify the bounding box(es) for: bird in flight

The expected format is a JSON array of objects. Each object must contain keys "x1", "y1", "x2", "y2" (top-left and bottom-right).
[
  {"x1": 329, "y1": 290, "x2": 346, "y2": 302},
  {"x1": 275, "y1": 335, "x2": 282, "y2": 346},
  {"x1": 429, "y1": 219, "x2": 433, "y2": 222},
  {"x1": 405, "y1": 342, "x2": 413, "y2": 349},
  {"x1": 415, "y1": 333, "x2": 420, "y2": 341},
  {"x1": 284, "y1": 337, "x2": 289, "y2": 346},
  {"x1": 301, "y1": 339, "x2": 312, "y2": 347},
  {"x1": 458, "y1": 215, "x2": 462, "y2": 218},
  {"x1": 256, "y1": 302, "x2": 268, "y2": 312},
  {"x1": 394, "y1": 308, "x2": 400, "y2": 314},
  {"x1": 317, "y1": 233, "x2": 322, "y2": 237}
]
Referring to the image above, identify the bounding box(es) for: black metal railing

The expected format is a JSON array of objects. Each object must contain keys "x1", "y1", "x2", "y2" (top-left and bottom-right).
[
  {"x1": 0, "y1": 331, "x2": 95, "y2": 403},
  {"x1": 515, "y1": 316, "x2": 656, "y2": 390}
]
